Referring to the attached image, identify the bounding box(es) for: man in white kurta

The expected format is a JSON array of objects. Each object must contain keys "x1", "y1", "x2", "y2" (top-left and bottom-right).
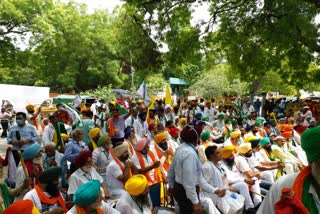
[{"x1": 202, "y1": 145, "x2": 244, "y2": 214}]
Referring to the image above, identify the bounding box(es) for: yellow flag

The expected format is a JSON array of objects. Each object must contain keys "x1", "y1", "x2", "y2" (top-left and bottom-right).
[
  {"x1": 147, "y1": 94, "x2": 155, "y2": 118},
  {"x1": 165, "y1": 85, "x2": 172, "y2": 105}
]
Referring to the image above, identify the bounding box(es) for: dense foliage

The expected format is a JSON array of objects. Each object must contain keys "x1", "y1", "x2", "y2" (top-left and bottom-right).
[{"x1": 1, "y1": 0, "x2": 320, "y2": 96}]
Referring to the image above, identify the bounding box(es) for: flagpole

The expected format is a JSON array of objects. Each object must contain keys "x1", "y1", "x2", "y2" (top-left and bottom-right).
[{"x1": 130, "y1": 51, "x2": 136, "y2": 102}]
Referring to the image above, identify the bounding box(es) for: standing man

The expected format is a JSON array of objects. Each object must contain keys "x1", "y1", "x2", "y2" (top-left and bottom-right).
[
  {"x1": 7, "y1": 112, "x2": 39, "y2": 166},
  {"x1": 167, "y1": 125, "x2": 220, "y2": 214},
  {"x1": 0, "y1": 107, "x2": 12, "y2": 138},
  {"x1": 42, "y1": 115, "x2": 67, "y2": 150},
  {"x1": 54, "y1": 104, "x2": 71, "y2": 125},
  {"x1": 107, "y1": 102, "x2": 132, "y2": 147}
]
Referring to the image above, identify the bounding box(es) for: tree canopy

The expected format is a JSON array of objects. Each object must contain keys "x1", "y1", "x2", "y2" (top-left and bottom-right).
[{"x1": 1, "y1": 0, "x2": 320, "y2": 96}]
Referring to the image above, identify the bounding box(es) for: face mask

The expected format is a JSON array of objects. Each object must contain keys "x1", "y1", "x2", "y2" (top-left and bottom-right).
[
  {"x1": 33, "y1": 157, "x2": 43, "y2": 165},
  {"x1": 16, "y1": 119, "x2": 25, "y2": 126},
  {"x1": 58, "y1": 106, "x2": 64, "y2": 111},
  {"x1": 82, "y1": 165, "x2": 92, "y2": 173}
]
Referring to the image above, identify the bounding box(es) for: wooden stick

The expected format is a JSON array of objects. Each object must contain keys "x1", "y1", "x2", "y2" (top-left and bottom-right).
[
  {"x1": 17, "y1": 151, "x2": 32, "y2": 190},
  {"x1": 250, "y1": 189, "x2": 265, "y2": 198}
]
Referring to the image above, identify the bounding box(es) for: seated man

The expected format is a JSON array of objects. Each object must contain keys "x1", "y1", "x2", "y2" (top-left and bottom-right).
[
  {"x1": 67, "y1": 151, "x2": 111, "y2": 199},
  {"x1": 271, "y1": 136, "x2": 303, "y2": 174},
  {"x1": 234, "y1": 143, "x2": 267, "y2": 206},
  {"x1": 16, "y1": 143, "x2": 43, "y2": 200},
  {"x1": 258, "y1": 125, "x2": 320, "y2": 213},
  {"x1": 68, "y1": 180, "x2": 119, "y2": 214},
  {"x1": 220, "y1": 146, "x2": 256, "y2": 211},
  {"x1": 116, "y1": 175, "x2": 155, "y2": 213},
  {"x1": 23, "y1": 167, "x2": 65, "y2": 213},
  {"x1": 249, "y1": 139, "x2": 284, "y2": 182},
  {"x1": 202, "y1": 145, "x2": 245, "y2": 214}
]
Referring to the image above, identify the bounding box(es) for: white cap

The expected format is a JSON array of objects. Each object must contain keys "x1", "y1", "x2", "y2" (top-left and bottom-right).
[{"x1": 165, "y1": 104, "x2": 171, "y2": 109}]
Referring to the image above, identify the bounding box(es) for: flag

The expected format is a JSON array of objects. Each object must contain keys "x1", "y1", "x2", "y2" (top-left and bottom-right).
[
  {"x1": 72, "y1": 95, "x2": 82, "y2": 108},
  {"x1": 137, "y1": 81, "x2": 151, "y2": 107},
  {"x1": 116, "y1": 103, "x2": 128, "y2": 115},
  {"x1": 165, "y1": 85, "x2": 172, "y2": 105},
  {"x1": 7, "y1": 150, "x2": 16, "y2": 185},
  {"x1": 57, "y1": 98, "x2": 83, "y2": 127}
]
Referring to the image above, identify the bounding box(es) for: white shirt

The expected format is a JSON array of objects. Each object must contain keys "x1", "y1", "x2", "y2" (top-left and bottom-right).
[
  {"x1": 235, "y1": 155, "x2": 252, "y2": 174},
  {"x1": 116, "y1": 191, "x2": 153, "y2": 214},
  {"x1": 167, "y1": 143, "x2": 216, "y2": 204},
  {"x1": 67, "y1": 201, "x2": 120, "y2": 214},
  {"x1": 125, "y1": 116, "x2": 138, "y2": 128},
  {"x1": 131, "y1": 152, "x2": 156, "y2": 183},
  {"x1": 92, "y1": 146, "x2": 113, "y2": 179},
  {"x1": 24, "y1": 188, "x2": 62, "y2": 213},
  {"x1": 42, "y1": 124, "x2": 55, "y2": 146},
  {"x1": 220, "y1": 160, "x2": 245, "y2": 184},
  {"x1": 133, "y1": 119, "x2": 149, "y2": 138},
  {"x1": 67, "y1": 168, "x2": 103, "y2": 195},
  {"x1": 106, "y1": 159, "x2": 126, "y2": 198},
  {"x1": 202, "y1": 161, "x2": 223, "y2": 191}
]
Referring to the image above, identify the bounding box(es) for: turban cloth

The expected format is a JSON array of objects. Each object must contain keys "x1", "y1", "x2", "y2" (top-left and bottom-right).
[
  {"x1": 224, "y1": 118, "x2": 231, "y2": 124},
  {"x1": 3, "y1": 199, "x2": 40, "y2": 214},
  {"x1": 179, "y1": 118, "x2": 187, "y2": 125},
  {"x1": 169, "y1": 128, "x2": 179, "y2": 137},
  {"x1": 88, "y1": 128, "x2": 100, "y2": 139},
  {"x1": 217, "y1": 113, "x2": 224, "y2": 119},
  {"x1": 238, "y1": 143, "x2": 252, "y2": 155},
  {"x1": 254, "y1": 120, "x2": 263, "y2": 126},
  {"x1": 113, "y1": 143, "x2": 129, "y2": 158},
  {"x1": 39, "y1": 167, "x2": 62, "y2": 184},
  {"x1": 148, "y1": 124, "x2": 156, "y2": 132},
  {"x1": 73, "y1": 180, "x2": 101, "y2": 206},
  {"x1": 260, "y1": 137, "x2": 270, "y2": 147},
  {"x1": 250, "y1": 139, "x2": 260, "y2": 149},
  {"x1": 154, "y1": 132, "x2": 166, "y2": 144},
  {"x1": 200, "y1": 131, "x2": 210, "y2": 141},
  {"x1": 244, "y1": 136, "x2": 258, "y2": 143},
  {"x1": 221, "y1": 146, "x2": 235, "y2": 159},
  {"x1": 75, "y1": 151, "x2": 92, "y2": 167},
  {"x1": 202, "y1": 116, "x2": 209, "y2": 121},
  {"x1": 23, "y1": 143, "x2": 41, "y2": 161},
  {"x1": 180, "y1": 125, "x2": 199, "y2": 144},
  {"x1": 194, "y1": 113, "x2": 202, "y2": 120},
  {"x1": 97, "y1": 133, "x2": 110, "y2": 146},
  {"x1": 135, "y1": 138, "x2": 147, "y2": 152},
  {"x1": 275, "y1": 136, "x2": 285, "y2": 142},
  {"x1": 230, "y1": 131, "x2": 241, "y2": 139},
  {"x1": 125, "y1": 174, "x2": 148, "y2": 196},
  {"x1": 26, "y1": 104, "x2": 35, "y2": 111},
  {"x1": 164, "y1": 104, "x2": 171, "y2": 110},
  {"x1": 60, "y1": 133, "x2": 69, "y2": 141},
  {"x1": 301, "y1": 126, "x2": 320, "y2": 163}
]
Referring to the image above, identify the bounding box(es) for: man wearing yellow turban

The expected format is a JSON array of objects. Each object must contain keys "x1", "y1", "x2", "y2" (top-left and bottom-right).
[
  {"x1": 88, "y1": 127, "x2": 100, "y2": 151},
  {"x1": 116, "y1": 175, "x2": 154, "y2": 213},
  {"x1": 220, "y1": 146, "x2": 257, "y2": 211},
  {"x1": 235, "y1": 143, "x2": 269, "y2": 207}
]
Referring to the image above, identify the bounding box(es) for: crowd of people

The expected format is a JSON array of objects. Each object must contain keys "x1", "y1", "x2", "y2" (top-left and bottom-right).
[{"x1": 0, "y1": 97, "x2": 319, "y2": 214}]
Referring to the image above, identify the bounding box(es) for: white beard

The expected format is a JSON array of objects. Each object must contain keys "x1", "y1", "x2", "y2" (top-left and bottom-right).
[{"x1": 33, "y1": 157, "x2": 43, "y2": 165}]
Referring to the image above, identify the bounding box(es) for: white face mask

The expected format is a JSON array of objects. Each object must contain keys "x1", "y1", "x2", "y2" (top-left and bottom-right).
[
  {"x1": 81, "y1": 165, "x2": 92, "y2": 173},
  {"x1": 33, "y1": 157, "x2": 43, "y2": 165}
]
